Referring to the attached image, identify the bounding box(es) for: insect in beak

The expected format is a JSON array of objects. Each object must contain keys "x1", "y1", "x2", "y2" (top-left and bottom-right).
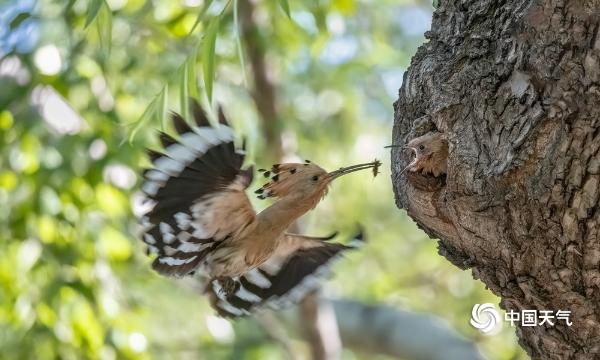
[{"x1": 326, "y1": 160, "x2": 381, "y2": 181}]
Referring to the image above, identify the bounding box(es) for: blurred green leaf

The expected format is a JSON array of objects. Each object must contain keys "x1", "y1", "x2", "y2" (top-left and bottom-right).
[
  {"x1": 188, "y1": 46, "x2": 199, "y2": 99},
  {"x1": 84, "y1": 0, "x2": 103, "y2": 28},
  {"x1": 180, "y1": 63, "x2": 190, "y2": 121},
  {"x1": 0, "y1": 171, "x2": 17, "y2": 191},
  {"x1": 128, "y1": 97, "x2": 157, "y2": 143},
  {"x1": 277, "y1": 0, "x2": 291, "y2": 18},
  {"x1": 188, "y1": 0, "x2": 214, "y2": 35},
  {"x1": 40, "y1": 187, "x2": 61, "y2": 216},
  {"x1": 233, "y1": 0, "x2": 248, "y2": 86},
  {"x1": 96, "y1": 2, "x2": 112, "y2": 56},
  {"x1": 95, "y1": 183, "x2": 127, "y2": 218},
  {"x1": 202, "y1": 18, "x2": 219, "y2": 103},
  {"x1": 37, "y1": 215, "x2": 58, "y2": 244},
  {"x1": 71, "y1": 299, "x2": 104, "y2": 352},
  {"x1": 0, "y1": 110, "x2": 13, "y2": 129},
  {"x1": 99, "y1": 227, "x2": 132, "y2": 261},
  {"x1": 9, "y1": 13, "x2": 31, "y2": 30},
  {"x1": 158, "y1": 85, "x2": 168, "y2": 130}
]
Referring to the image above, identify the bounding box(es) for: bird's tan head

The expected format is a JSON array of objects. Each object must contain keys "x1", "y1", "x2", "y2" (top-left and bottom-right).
[
  {"x1": 405, "y1": 132, "x2": 446, "y2": 158},
  {"x1": 255, "y1": 159, "x2": 380, "y2": 205},
  {"x1": 402, "y1": 132, "x2": 448, "y2": 175}
]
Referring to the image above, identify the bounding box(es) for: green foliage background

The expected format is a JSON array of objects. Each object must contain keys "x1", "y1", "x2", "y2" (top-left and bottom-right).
[{"x1": 0, "y1": 0, "x2": 526, "y2": 359}]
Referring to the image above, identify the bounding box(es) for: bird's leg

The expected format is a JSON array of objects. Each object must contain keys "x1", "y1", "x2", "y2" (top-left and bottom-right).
[{"x1": 216, "y1": 276, "x2": 239, "y2": 296}]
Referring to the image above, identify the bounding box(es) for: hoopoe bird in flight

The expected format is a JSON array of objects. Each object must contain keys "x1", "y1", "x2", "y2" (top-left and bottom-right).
[{"x1": 140, "y1": 100, "x2": 380, "y2": 317}]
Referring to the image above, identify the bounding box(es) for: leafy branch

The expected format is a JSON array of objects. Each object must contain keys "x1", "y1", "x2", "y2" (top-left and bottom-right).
[{"x1": 83, "y1": 0, "x2": 293, "y2": 143}]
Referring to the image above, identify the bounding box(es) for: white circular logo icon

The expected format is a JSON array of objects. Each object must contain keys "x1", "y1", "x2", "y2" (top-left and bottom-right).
[{"x1": 470, "y1": 303, "x2": 501, "y2": 334}]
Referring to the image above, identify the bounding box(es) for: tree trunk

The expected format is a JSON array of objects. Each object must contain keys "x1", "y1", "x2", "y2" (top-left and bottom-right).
[{"x1": 391, "y1": 1, "x2": 600, "y2": 359}]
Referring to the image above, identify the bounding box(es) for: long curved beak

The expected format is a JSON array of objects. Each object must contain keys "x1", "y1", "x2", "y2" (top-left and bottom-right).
[{"x1": 326, "y1": 160, "x2": 381, "y2": 181}]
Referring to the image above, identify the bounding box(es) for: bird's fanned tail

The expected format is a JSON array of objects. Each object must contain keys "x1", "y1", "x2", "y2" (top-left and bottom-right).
[{"x1": 207, "y1": 232, "x2": 365, "y2": 317}]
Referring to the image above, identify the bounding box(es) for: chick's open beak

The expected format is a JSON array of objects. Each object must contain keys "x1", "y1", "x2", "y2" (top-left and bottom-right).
[
  {"x1": 399, "y1": 151, "x2": 419, "y2": 175},
  {"x1": 326, "y1": 160, "x2": 381, "y2": 181}
]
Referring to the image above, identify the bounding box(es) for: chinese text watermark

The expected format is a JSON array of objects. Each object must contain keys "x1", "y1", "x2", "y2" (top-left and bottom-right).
[{"x1": 470, "y1": 303, "x2": 572, "y2": 335}]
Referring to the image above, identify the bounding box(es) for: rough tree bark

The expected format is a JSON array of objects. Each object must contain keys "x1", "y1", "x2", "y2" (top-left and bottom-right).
[{"x1": 391, "y1": 1, "x2": 600, "y2": 359}]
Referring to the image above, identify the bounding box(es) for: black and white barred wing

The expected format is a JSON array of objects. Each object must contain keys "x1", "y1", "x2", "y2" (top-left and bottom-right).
[
  {"x1": 140, "y1": 103, "x2": 255, "y2": 277},
  {"x1": 208, "y1": 233, "x2": 364, "y2": 317}
]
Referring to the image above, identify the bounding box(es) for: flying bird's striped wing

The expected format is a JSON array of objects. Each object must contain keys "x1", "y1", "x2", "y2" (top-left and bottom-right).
[
  {"x1": 207, "y1": 232, "x2": 364, "y2": 317},
  {"x1": 140, "y1": 102, "x2": 255, "y2": 277}
]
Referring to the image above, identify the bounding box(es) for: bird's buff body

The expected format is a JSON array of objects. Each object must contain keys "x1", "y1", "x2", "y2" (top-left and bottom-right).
[
  {"x1": 213, "y1": 160, "x2": 378, "y2": 277},
  {"x1": 139, "y1": 100, "x2": 379, "y2": 316}
]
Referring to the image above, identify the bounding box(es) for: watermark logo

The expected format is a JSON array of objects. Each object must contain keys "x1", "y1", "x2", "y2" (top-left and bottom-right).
[
  {"x1": 470, "y1": 304, "x2": 573, "y2": 335},
  {"x1": 470, "y1": 303, "x2": 502, "y2": 334},
  {"x1": 504, "y1": 309, "x2": 572, "y2": 327}
]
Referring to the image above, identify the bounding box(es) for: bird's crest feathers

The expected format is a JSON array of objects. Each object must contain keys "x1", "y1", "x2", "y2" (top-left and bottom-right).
[{"x1": 254, "y1": 160, "x2": 327, "y2": 200}]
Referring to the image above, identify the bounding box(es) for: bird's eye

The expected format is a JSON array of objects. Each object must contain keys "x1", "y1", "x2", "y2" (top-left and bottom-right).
[
  {"x1": 419, "y1": 144, "x2": 425, "y2": 151},
  {"x1": 311, "y1": 175, "x2": 319, "y2": 181}
]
